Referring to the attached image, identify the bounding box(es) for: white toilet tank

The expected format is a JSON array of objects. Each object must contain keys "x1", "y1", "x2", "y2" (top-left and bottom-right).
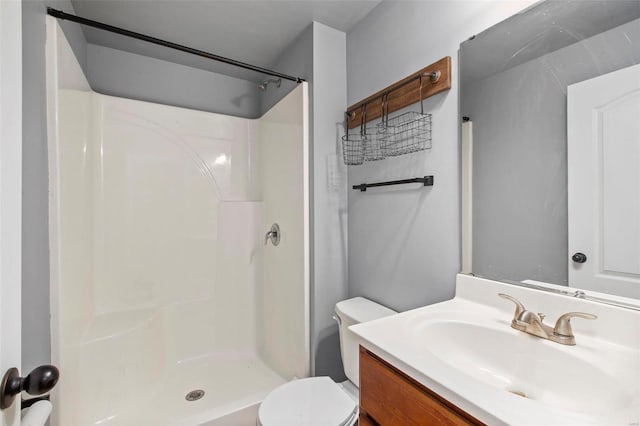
[{"x1": 334, "y1": 297, "x2": 396, "y2": 387}]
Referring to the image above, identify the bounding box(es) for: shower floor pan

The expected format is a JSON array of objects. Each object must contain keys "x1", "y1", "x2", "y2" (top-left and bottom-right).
[{"x1": 89, "y1": 354, "x2": 286, "y2": 426}]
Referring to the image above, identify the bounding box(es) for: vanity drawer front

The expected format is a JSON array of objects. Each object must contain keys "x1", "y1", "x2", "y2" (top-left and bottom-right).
[
  {"x1": 359, "y1": 413, "x2": 377, "y2": 426},
  {"x1": 359, "y1": 347, "x2": 483, "y2": 426}
]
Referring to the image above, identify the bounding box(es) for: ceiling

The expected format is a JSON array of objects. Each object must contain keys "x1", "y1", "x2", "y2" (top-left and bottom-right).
[{"x1": 70, "y1": 0, "x2": 381, "y2": 81}]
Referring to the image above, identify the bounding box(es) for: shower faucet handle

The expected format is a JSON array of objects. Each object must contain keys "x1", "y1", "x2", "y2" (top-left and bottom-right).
[{"x1": 264, "y1": 223, "x2": 280, "y2": 246}]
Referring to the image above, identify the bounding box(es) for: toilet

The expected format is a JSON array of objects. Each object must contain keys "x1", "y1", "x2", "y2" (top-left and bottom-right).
[{"x1": 257, "y1": 297, "x2": 396, "y2": 426}]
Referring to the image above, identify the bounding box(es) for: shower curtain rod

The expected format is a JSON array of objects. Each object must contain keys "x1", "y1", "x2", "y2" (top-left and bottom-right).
[{"x1": 46, "y1": 8, "x2": 305, "y2": 83}]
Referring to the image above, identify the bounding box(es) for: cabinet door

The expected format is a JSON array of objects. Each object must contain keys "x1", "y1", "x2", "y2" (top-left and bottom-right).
[
  {"x1": 359, "y1": 413, "x2": 377, "y2": 426},
  {"x1": 359, "y1": 347, "x2": 483, "y2": 426}
]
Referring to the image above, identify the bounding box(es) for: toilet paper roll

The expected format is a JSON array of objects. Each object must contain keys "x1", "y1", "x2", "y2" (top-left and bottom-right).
[{"x1": 21, "y1": 400, "x2": 52, "y2": 426}]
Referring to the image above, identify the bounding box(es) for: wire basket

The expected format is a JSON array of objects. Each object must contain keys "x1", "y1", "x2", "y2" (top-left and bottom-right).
[
  {"x1": 364, "y1": 130, "x2": 386, "y2": 161},
  {"x1": 341, "y1": 133, "x2": 365, "y2": 165},
  {"x1": 378, "y1": 112, "x2": 432, "y2": 156},
  {"x1": 342, "y1": 128, "x2": 386, "y2": 165}
]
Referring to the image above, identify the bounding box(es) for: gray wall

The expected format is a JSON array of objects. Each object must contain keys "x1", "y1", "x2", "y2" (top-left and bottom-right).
[
  {"x1": 259, "y1": 26, "x2": 312, "y2": 116},
  {"x1": 22, "y1": 0, "x2": 88, "y2": 372},
  {"x1": 464, "y1": 18, "x2": 640, "y2": 285},
  {"x1": 87, "y1": 44, "x2": 261, "y2": 118},
  {"x1": 309, "y1": 23, "x2": 348, "y2": 380},
  {"x1": 261, "y1": 22, "x2": 349, "y2": 380},
  {"x1": 345, "y1": 1, "x2": 536, "y2": 312}
]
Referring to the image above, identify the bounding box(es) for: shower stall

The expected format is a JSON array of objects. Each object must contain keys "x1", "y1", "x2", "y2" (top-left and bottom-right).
[{"x1": 46, "y1": 20, "x2": 309, "y2": 426}]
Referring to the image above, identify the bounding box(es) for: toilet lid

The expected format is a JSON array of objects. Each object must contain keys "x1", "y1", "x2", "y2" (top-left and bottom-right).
[{"x1": 258, "y1": 377, "x2": 357, "y2": 426}]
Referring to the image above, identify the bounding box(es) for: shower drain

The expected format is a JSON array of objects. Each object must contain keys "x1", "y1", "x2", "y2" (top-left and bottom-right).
[{"x1": 185, "y1": 389, "x2": 205, "y2": 401}]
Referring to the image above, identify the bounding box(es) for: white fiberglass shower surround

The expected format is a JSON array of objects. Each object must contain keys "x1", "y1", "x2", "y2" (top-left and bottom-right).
[{"x1": 46, "y1": 20, "x2": 309, "y2": 426}]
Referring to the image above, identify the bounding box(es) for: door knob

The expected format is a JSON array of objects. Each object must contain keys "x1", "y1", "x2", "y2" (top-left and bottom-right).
[
  {"x1": 0, "y1": 365, "x2": 59, "y2": 410},
  {"x1": 571, "y1": 252, "x2": 587, "y2": 263}
]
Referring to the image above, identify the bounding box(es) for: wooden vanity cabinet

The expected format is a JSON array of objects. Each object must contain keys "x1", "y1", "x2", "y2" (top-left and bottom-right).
[{"x1": 359, "y1": 347, "x2": 485, "y2": 426}]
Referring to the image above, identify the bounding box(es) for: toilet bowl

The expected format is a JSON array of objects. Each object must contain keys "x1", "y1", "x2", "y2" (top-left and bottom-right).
[{"x1": 257, "y1": 297, "x2": 396, "y2": 426}]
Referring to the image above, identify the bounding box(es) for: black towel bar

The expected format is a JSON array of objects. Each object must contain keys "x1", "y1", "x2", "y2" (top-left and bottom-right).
[{"x1": 352, "y1": 176, "x2": 434, "y2": 192}]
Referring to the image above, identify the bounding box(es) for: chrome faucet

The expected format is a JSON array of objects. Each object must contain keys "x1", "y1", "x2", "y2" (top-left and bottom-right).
[{"x1": 498, "y1": 294, "x2": 596, "y2": 345}]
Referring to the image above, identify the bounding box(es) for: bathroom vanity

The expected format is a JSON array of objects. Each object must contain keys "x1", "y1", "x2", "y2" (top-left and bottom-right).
[
  {"x1": 359, "y1": 347, "x2": 482, "y2": 425},
  {"x1": 351, "y1": 274, "x2": 640, "y2": 426}
]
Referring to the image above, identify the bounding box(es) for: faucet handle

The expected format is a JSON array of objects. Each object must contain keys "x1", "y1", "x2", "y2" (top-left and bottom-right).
[
  {"x1": 264, "y1": 223, "x2": 280, "y2": 246},
  {"x1": 498, "y1": 293, "x2": 526, "y2": 320},
  {"x1": 553, "y1": 311, "x2": 597, "y2": 338}
]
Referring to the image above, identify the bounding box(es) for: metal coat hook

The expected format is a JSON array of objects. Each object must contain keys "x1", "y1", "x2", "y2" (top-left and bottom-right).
[
  {"x1": 381, "y1": 92, "x2": 390, "y2": 128},
  {"x1": 424, "y1": 70, "x2": 441, "y2": 83},
  {"x1": 419, "y1": 73, "x2": 424, "y2": 114}
]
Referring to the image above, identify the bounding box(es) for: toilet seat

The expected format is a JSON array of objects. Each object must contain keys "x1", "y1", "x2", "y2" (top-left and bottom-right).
[{"x1": 258, "y1": 377, "x2": 358, "y2": 426}]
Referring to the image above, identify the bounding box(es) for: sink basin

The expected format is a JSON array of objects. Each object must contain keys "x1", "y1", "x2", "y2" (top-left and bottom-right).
[
  {"x1": 414, "y1": 320, "x2": 635, "y2": 415},
  {"x1": 350, "y1": 274, "x2": 640, "y2": 425}
]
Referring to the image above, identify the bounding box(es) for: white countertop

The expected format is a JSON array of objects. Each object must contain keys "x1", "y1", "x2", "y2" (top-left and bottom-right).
[{"x1": 350, "y1": 274, "x2": 640, "y2": 426}]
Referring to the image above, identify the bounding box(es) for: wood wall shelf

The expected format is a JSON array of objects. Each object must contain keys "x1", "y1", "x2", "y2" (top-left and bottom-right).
[{"x1": 346, "y1": 57, "x2": 451, "y2": 129}]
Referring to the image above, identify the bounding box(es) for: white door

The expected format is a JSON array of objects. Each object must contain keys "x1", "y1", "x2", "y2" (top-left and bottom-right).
[
  {"x1": 0, "y1": 0, "x2": 22, "y2": 424},
  {"x1": 568, "y1": 64, "x2": 640, "y2": 299}
]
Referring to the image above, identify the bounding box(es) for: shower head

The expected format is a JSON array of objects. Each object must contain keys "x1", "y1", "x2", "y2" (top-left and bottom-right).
[{"x1": 258, "y1": 78, "x2": 282, "y2": 92}]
